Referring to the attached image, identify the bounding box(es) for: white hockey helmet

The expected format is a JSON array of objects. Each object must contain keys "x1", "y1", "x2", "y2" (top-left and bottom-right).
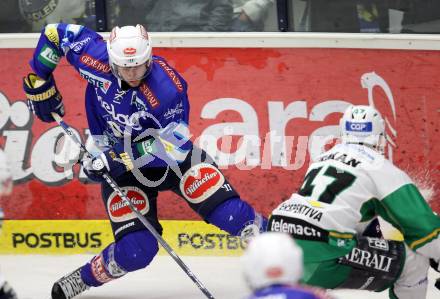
[
  {"x1": 0, "y1": 151, "x2": 12, "y2": 197},
  {"x1": 339, "y1": 105, "x2": 386, "y2": 153},
  {"x1": 241, "y1": 232, "x2": 303, "y2": 290},
  {"x1": 107, "y1": 24, "x2": 153, "y2": 81}
]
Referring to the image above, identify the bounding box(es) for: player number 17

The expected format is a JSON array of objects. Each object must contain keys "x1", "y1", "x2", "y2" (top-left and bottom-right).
[{"x1": 298, "y1": 166, "x2": 356, "y2": 204}]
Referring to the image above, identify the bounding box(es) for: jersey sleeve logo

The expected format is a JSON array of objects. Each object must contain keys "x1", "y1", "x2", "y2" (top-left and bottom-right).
[
  {"x1": 156, "y1": 60, "x2": 184, "y2": 92},
  {"x1": 80, "y1": 54, "x2": 111, "y2": 73},
  {"x1": 38, "y1": 45, "x2": 60, "y2": 69},
  {"x1": 68, "y1": 37, "x2": 92, "y2": 54},
  {"x1": 44, "y1": 24, "x2": 59, "y2": 46}
]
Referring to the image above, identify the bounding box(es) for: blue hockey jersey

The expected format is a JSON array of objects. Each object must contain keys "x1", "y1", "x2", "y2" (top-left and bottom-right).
[
  {"x1": 245, "y1": 285, "x2": 330, "y2": 299},
  {"x1": 30, "y1": 23, "x2": 190, "y2": 149}
]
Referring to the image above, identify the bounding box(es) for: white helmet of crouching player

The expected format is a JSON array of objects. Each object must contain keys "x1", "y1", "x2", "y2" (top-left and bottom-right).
[
  {"x1": 241, "y1": 232, "x2": 303, "y2": 290},
  {"x1": 339, "y1": 105, "x2": 386, "y2": 154},
  {"x1": 0, "y1": 151, "x2": 12, "y2": 197},
  {"x1": 107, "y1": 24, "x2": 153, "y2": 86}
]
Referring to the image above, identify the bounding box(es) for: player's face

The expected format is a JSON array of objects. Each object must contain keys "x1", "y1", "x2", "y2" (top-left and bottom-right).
[{"x1": 117, "y1": 64, "x2": 148, "y2": 87}]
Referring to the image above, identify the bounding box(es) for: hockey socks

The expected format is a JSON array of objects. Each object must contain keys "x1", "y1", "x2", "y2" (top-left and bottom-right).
[
  {"x1": 206, "y1": 197, "x2": 267, "y2": 237},
  {"x1": 52, "y1": 230, "x2": 158, "y2": 298},
  {"x1": 82, "y1": 230, "x2": 158, "y2": 287}
]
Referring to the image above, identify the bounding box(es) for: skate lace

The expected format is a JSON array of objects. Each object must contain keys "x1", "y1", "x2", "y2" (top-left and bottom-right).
[{"x1": 58, "y1": 270, "x2": 89, "y2": 299}]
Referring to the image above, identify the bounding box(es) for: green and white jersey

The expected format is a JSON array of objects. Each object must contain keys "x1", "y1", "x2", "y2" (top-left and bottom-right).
[{"x1": 270, "y1": 143, "x2": 440, "y2": 262}]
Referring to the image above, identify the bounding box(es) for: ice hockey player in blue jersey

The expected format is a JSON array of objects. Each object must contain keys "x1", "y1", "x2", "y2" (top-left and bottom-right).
[
  {"x1": 241, "y1": 232, "x2": 333, "y2": 299},
  {"x1": 22, "y1": 23, "x2": 267, "y2": 299}
]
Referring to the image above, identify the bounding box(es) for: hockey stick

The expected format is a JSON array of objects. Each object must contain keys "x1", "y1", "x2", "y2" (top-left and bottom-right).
[{"x1": 51, "y1": 112, "x2": 216, "y2": 299}]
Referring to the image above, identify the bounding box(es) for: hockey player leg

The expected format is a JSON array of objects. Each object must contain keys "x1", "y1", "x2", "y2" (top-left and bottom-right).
[
  {"x1": 390, "y1": 244, "x2": 429, "y2": 299},
  {"x1": 81, "y1": 229, "x2": 159, "y2": 286},
  {"x1": 174, "y1": 147, "x2": 267, "y2": 241},
  {"x1": 51, "y1": 230, "x2": 158, "y2": 299},
  {"x1": 336, "y1": 237, "x2": 405, "y2": 291},
  {"x1": 205, "y1": 197, "x2": 267, "y2": 240}
]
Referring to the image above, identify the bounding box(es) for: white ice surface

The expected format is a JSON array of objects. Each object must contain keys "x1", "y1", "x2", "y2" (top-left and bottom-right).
[{"x1": 0, "y1": 254, "x2": 438, "y2": 299}]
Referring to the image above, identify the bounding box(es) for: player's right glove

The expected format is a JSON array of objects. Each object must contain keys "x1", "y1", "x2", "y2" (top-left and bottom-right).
[
  {"x1": 23, "y1": 73, "x2": 64, "y2": 122},
  {"x1": 81, "y1": 154, "x2": 108, "y2": 182},
  {"x1": 81, "y1": 145, "x2": 135, "y2": 183}
]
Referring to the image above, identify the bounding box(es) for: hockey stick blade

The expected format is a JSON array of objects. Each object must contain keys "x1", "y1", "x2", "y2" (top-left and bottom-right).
[{"x1": 51, "y1": 112, "x2": 216, "y2": 299}]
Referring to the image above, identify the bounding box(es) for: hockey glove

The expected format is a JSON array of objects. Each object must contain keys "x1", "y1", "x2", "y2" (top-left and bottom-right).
[
  {"x1": 23, "y1": 73, "x2": 64, "y2": 122},
  {"x1": 82, "y1": 141, "x2": 140, "y2": 182},
  {"x1": 82, "y1": 154, "x2": 108, "y2": 182}
]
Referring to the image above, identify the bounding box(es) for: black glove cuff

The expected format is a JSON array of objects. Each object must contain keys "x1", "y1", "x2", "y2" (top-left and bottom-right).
[{"x1": 23, "y1": 73, "x2": 61, "y2": 102}]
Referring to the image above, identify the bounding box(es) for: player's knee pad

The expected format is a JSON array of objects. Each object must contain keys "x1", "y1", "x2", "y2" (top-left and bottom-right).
[
  {"x1": 205, "y1": 197, "x2": 267, "y2": 236},
  {"x1": 337, "y1": 237, "x2": 405, "y2": 291},
  {"x1": 81, "y1": 230, "x2": 158, "y2": 287},
  {"x1": 113, "y1": 229, "x2": 159, "y2": 272}
]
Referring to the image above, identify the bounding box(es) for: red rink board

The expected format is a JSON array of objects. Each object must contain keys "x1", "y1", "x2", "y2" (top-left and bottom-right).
[{"x1": 0, "y1": 47, "x2": 439, "y2": 220}]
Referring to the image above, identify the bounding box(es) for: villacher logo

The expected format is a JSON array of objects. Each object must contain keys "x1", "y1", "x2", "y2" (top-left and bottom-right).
[
  {"x1": 180, "y1": 163, "x2": 225, "y2": 204},
  {"x1": 107, "y1": 187, "x2": 149, "y2": 222}
]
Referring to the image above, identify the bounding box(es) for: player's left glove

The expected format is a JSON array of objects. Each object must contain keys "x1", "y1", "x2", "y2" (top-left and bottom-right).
[{"x1": 23, "y1": 73, "x2": 64, "y2": 122}]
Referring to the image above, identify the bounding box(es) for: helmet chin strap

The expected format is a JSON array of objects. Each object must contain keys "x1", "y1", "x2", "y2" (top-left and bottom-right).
[{"x1": 112, "y1": 61, "x2": 153, "y2": 86}]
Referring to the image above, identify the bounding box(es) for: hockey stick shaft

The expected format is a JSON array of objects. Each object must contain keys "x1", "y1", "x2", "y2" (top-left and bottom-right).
[{"x1": 51, "y1": 113, "x2": 215, "y2": 299}]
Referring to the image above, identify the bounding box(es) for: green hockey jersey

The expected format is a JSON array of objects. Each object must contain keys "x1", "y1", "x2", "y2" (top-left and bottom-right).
[{"x1": 269, "y1": 143, "x2": 440, "y2": 262}]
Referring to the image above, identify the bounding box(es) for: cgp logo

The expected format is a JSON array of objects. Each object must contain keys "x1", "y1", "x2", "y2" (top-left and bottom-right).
[
  {"x1": 345, "y1": 121, "x2": 372, "y2": 132},
  {"x1": 107, "y1": 187, "x2": 149, "y2": 222},
  {"x1": 180, "y1": 163, "x2": 225, "y2": 204}
]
